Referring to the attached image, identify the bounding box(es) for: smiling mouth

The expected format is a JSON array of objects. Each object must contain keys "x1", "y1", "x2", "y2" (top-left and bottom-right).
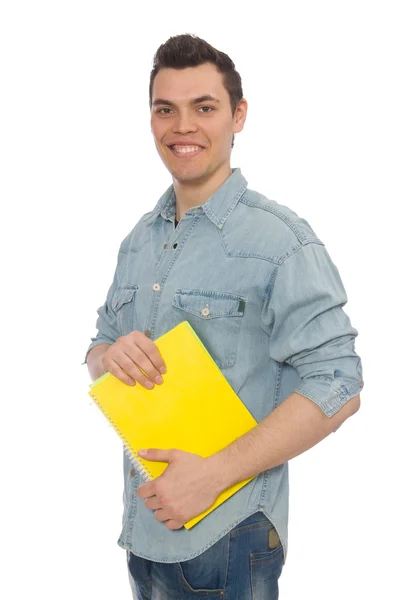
[{"x1": 168, "y1": 145, "x2": 205, "y2": 158}]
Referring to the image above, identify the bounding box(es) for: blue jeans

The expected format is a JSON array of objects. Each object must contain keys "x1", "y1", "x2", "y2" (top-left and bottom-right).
[{"x1": 126, "y1": 511, "x2": 284, "y2": 599}]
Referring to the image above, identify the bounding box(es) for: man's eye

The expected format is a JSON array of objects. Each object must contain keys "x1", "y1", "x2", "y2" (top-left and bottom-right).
[{"x1": 156, "y1": 106, "x2": 214, "y2": 114}]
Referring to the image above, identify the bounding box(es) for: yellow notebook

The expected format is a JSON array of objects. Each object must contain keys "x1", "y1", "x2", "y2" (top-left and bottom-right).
[{"x1": 88, "y1": 320, "x2": 258, "y2": 529}]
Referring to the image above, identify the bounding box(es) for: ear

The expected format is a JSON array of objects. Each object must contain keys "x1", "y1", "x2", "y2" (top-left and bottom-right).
[{"x1": 233, "y1": 98, "x2": 248, "y2": 134}]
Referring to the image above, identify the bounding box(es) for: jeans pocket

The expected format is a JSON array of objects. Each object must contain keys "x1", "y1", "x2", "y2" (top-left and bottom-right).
[
  {"x1": 127, "y1": 550, "x2": 152, "y2": 594},
  {"x1": 250, "y1": 545, "x2": 284, "y2": 599},
  {"x1": 176, "y1": 532, "x2": 229, "y2": 595}
]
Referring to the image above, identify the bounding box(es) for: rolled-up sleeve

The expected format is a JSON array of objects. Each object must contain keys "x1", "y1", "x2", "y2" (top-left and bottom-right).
[
  {"x1": 261, "y1": 241, "x2": 364, "y2": 417},
  {"x1": 81, "y1": 267, "x2": 121, "y2": 366}
]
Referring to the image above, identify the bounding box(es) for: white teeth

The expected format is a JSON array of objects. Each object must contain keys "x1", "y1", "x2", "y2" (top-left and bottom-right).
[{"x1": 172, "y1": 145, "x2": 202, "y2": 154}]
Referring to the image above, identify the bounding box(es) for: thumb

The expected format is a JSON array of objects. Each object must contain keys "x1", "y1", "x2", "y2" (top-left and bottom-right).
[{"x1": 138, "y1": 448, "x2": 172, "y2": 462}]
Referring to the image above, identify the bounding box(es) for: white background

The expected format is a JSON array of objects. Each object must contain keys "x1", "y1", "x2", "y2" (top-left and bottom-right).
[{"x1": 1, "y1": 1, "x2": 396, "y2": 598}]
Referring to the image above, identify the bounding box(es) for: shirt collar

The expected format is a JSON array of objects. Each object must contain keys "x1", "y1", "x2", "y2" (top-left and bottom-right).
[{"x1": 152, "y1": 167, "x2": 248, "y2": 230}]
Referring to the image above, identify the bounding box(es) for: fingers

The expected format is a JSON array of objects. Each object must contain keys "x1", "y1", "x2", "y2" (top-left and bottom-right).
[
  {"x1": 118, "y1": 351, "x2": 158, "y2": 389},
  {"x1": 143, "y1": 497, "x2": 162, "y2": 510},
  {"x1": 142, "y1": 503, "x2": 184, "y2": 529},
  {"x1": 132, "y1": 331, "x2": 167, "y2": 376},
  {"x1": 103, "y1": 359, "x2": 136, "y2": 387},
  {"x1": 102, "y1": 330, "x2": 167, "y2": 389}
]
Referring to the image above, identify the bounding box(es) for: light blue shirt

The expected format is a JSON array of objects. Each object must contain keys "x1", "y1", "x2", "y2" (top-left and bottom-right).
[{"x1": 83, "y1": 167, "x2": 364, "y2": 564}]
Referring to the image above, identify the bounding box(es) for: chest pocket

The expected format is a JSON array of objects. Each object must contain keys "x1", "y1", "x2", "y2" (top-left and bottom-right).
[
  {"x1": 172, "y1": 289, "x2": 246, "y2": 369},
  {"x1": 112, "y1": 285, "x2": 139, "y2": 336}
]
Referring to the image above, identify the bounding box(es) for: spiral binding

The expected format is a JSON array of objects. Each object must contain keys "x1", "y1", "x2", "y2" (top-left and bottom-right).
[{"x1": 90, "y1": 392, "x2": 153, "y2": 482}]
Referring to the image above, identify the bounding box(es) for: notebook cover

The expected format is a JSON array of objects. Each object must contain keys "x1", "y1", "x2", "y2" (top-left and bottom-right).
[{"x1": 88, "y1": 320, "x2": 258, "y2": 529}]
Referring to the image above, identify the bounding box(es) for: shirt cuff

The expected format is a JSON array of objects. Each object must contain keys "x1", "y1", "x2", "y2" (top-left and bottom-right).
[
  {"x1": 81, "y1": 338, "x2": 114, "y2": 366},
  {"x1": 294, "y1": 377, "x2": 364, "y2": 418}
]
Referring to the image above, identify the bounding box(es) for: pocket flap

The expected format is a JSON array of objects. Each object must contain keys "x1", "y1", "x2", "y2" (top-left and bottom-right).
[
  {"x1": 112, "y1": 286, "x2": 138, "y2": 312},
  {"x1": 172, "y1": 289, "x2": 246, "y2": 319}
]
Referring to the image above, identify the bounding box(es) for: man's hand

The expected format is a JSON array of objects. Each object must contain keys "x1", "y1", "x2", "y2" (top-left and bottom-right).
[
  {"x1": 136, "y1": 448, "x2": 221, "y2": 530},
  {"x1": 102, "y1": 330, "x2": 167, "y2": 389}
]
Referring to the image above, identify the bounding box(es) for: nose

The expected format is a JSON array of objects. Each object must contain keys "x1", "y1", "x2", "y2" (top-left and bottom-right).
[{"x1": 172, "y1": 110, "x2": 198, "y2": 134}]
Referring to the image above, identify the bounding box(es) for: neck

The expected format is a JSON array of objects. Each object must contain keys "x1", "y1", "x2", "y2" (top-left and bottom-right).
[{"x1": 173, "y1": 162, "x2": 232, "y2": 221}]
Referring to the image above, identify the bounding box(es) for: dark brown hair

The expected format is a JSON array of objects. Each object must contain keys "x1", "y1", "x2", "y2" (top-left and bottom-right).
[{"x1": 149, "y1": 34, "x2": 244, "y2": 148}]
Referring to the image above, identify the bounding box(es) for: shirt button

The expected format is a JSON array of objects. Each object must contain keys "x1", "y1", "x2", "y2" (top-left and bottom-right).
[
  {"x1": 201, "y1": 305, "x2": 210, "y2": 317},
  {"x1": 144, "y1": 329, "x2": 152, "y2": 338},
  {"x1": 152, "y1": 283, "x2": 161, "y2": 291}
]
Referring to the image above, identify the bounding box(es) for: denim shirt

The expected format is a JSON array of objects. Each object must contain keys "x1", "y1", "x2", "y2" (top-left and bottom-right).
[{"x1": 83, "y1": 167, "x2": 364, "y2": 565}]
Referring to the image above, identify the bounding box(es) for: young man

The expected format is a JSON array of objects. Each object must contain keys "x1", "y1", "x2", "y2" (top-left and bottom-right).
[{"x1": 84, "y1": 34, "x2": 364, "y2": 599}]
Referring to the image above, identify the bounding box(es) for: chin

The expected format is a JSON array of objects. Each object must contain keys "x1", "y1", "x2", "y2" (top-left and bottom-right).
[
  {"x1": 163, "y1": 161, "x2": 209, "y2": 182},
  {"x1": 173, "y1": 170, "x2": 210, "y2": 184}
]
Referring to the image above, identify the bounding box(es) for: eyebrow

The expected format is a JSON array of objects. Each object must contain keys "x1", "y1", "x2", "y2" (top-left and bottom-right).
[{"x1": 152, "y1": 94, "x2": 221, "y2": 108}]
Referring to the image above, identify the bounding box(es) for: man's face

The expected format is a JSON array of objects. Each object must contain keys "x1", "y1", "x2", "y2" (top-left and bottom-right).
[{"x1": 150, "y1": 62, "x2": 246, "y2": 184}]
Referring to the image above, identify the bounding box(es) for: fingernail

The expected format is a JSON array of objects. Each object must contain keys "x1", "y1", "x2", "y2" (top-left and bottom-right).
[
  {"x1": 145, "y1": 381, "x2": 154, "y2": 389},
  {"x1": 155, "y1": 376, "x2": 163, "y2": 385},
  {"x1": 160, "y1": 366, "x2": 167, "y2": 374}
]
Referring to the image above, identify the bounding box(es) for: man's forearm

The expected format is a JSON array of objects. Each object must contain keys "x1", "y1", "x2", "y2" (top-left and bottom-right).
[
  {"x1": 86, "y1": 343, "x2": 111, "y2": 381},
  {"x1": 207, "y1": 391, "x2": 361, "y2": 493}
]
